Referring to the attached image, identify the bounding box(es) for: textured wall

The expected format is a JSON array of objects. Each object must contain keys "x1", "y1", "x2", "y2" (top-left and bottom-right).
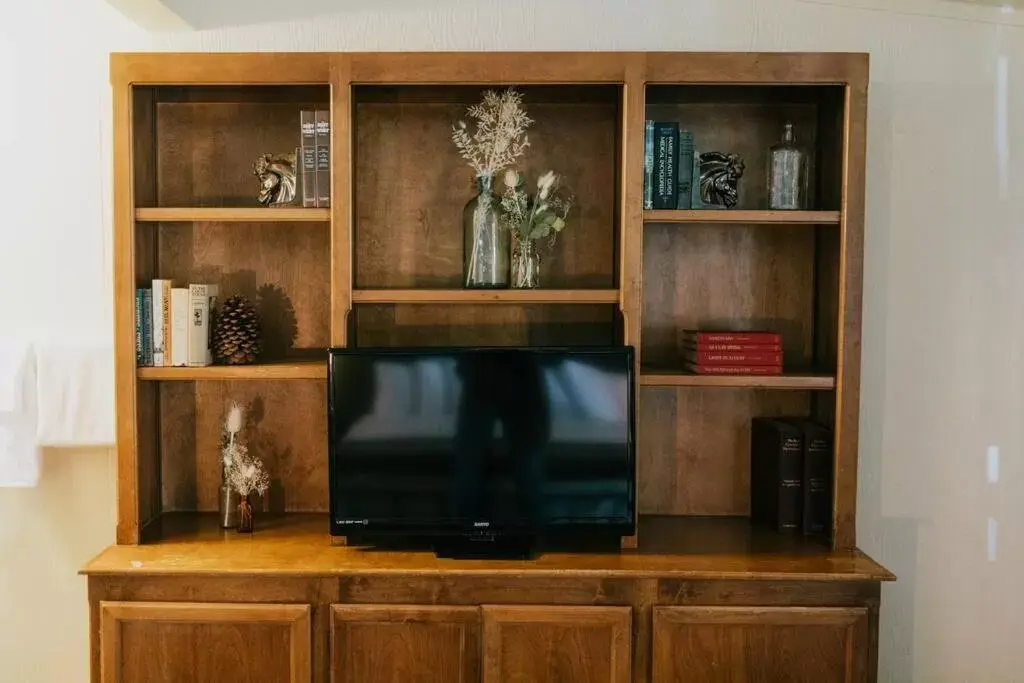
[{"x1": 3, "y1": 0, "x2": 1023, "y2": 681}]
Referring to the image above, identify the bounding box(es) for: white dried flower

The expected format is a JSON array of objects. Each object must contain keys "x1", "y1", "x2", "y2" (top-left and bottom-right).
[
  {"x1": 226, "y1": 444, "x2": 270, "y2": 498},
  {"x1": 451, "y1": 87, "x2": 533, "y2": 177},
  {"x1": 504, "y1": 168, "x2": 520, "y2": 189},
  {"x1": 538, "y1": 170, "x2": 556, "y2": 191},
  {"x1": 225, "y1": 402, "x2": 244, "y2": 438}
]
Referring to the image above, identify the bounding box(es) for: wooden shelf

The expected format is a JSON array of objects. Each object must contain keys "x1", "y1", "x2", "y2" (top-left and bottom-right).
[
  {"x1": 135, "y1": 207, "x2": 331, "y2": 222},
  {"x1": 640, "y1": 369, "x2": 836, "y2": 390},
  {"x1": 137, "y1": 360, "x2": 326, "y2": 381},
  {"x1": 352, "y1": 289, "x2": 621, "y2": 305},
  {"x1": 81, "y1": 512, "x2": 894, "y2": 581},
  {"x1": 643, "y1": 210, "x2": 840, "y2": 225}
]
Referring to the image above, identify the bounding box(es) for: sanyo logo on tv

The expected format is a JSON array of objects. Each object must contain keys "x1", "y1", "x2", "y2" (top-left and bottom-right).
[{"x1": 472, "y1": 521, "x2": 490, "y2": 529}]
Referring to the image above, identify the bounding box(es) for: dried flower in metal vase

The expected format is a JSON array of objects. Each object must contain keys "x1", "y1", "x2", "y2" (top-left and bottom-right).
[
  {"x1": 225, "y1": 436, "x2": 270, "y2": 534},
  {"x1": 451, "y1": 88, "x2": 534, "y2": 288},
  {"x1": 500, "y1": 169, "x2": 574, "y2": 289}
]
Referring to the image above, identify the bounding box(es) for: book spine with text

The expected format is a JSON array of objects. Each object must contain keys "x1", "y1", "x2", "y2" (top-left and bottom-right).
[
  {"x1": 188, "y1": 284, "x2": 212, "y2": 367},
  {"x1": 170, "y1": 288, "x2": 190, "y2": 367},
  {"x1": 315, "y1": 110, "x2": 331, "y2": 208},
  {"x1": 151, "y1": 279, "x2": 171, "y2": 367},
  {"x1": 791, "y1": 420, "x2": 833, "y2": 537},
  {"x1": 652, "y1": 122, "x2": 678, "y2": 209},
  {"x1": 643, "y1": 120, "x2": 654, "y2": 210},
  {"x1": 141, "y1": 289, "x2": 153, "y2": 366},
  {"x1": 691, "y1": 149, "x2": 703, "y2": 208},
  {"x1": 750, "y1": 418, "x2": 804, "y2": 532},
  {"x1": 683, "y1": 342, "x2": 783, "y2": 353},
  {"x1": 685, "y1": 363, "x2": 782, "y2": 375},
  {"x1": 676, "y1": 130, "x2": 694, "y2": 209},
  {"x1": 684, "y1": 350, "x2": 783, "y2": 366},
  {"x1": 300, "y1": 110, "x2": 317, "y2": 208},
  {"x1": 684, "y1": 331, "x2": 782, "y2": 344},
  {"x1": 135, "y1": 289, "x2": 144, "y2": 366}
]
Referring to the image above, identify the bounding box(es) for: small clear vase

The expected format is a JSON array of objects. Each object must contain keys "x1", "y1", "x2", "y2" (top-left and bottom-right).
[
  {"x1": 463, "y1": 174, "x2": 509, "y2": 288},
  {"x1": 218, "y1": 463, "x2": 239, "y2": 529},
  {"x1": 511, "y1": 237, "x2": 540, "y2": 289}
]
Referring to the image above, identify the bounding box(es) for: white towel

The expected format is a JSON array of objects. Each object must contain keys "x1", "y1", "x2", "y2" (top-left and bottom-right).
[
  {"x1": 0, "y1": 341, "x2": 40, "y2": 487},
  {"x1": 34, "y1": 342, "x2": 115, "y2": 447}
]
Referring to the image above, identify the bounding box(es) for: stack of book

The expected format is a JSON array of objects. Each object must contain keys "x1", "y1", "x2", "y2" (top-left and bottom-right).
[
  {"x1": 682, "y1": 330, "x2": 783, "y2": 376},
  {"x1": 750, "y1": 417, "x2": 833, "y2": 537},
  {"x1": 135, "y1": 281, "x2": 219, "y2": 368},
  {"x1": 643, "y1": 120, "x2": 699, "y2": 210},
  {"x1": 299, "y1": 109, "x2": 331, "y2": 208}
]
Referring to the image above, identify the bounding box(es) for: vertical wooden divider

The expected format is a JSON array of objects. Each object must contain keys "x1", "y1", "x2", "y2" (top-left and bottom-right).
[
  {"x1": 111, "y1": 60, "x2": 141, "y2": 544},
  {"x1": 619, "y1": 55, "x2": 647, "y2": 550},
  {"x1": 832, "y1": 62, "x2": 869, "y2": 550},
  {"x1": 330, "y1": 55, "x2": 354, "y2": 348}
]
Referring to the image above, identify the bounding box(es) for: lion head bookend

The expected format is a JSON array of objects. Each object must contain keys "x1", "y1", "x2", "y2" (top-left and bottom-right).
[
  {"x1": 699, "y1": 152, "x2": 745, "y2": 209},
  {"x1": 254, "y1": 152, "x2": 298, "y2": 206}
]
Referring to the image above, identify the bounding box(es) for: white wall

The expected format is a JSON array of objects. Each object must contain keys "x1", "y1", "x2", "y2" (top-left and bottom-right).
[{"x1": 2, "y1": 0, "x2": 1021, "y2": 681}]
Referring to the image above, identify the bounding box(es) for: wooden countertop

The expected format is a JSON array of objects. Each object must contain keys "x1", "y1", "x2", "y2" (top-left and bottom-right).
[{"x1": 80, "y1": 514, "x2": 894, "y2": 581}]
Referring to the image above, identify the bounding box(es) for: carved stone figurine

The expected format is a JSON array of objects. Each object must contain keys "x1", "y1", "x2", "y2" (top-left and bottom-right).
[
  {"x1": 254, "y1": 152, "x2": 297, "y2": 206},
  {"x1": 699, "y1": 152, "x2": 746, "y2": 209}
]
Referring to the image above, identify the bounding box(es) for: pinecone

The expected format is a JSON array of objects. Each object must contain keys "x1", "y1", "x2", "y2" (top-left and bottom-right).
[{"x1": 213, "y1": 295, "x2": 262, "y2": 365}]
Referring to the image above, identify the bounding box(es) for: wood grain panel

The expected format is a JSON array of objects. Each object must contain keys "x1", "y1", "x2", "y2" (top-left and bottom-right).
[
  {"x1": 638, "y1": 388, "x2": 810, "y2": 515},
  {"x1": 644, "y1": 52, "x2": 868, "y2": 84},
  {"x1": 157, "y1": 221, "x2": 329, "y2": 355},
  {"x1": 100, "y1": 601, "x2": 310, "y2": 683},
  {"x1": 331, "y1": 55, "x2": 354, "y2": 347},
  {"x1": 355, "y1": 304, "x2": 615, "y2": 348},
  {"x1": 652, "y1": 606, "x2": 869, "y2": 683},
  {"x1": 644, "y1": 100, "x2": 819, "y2": 211},
  {"x1": 161, "y1": 381, "x2": 327, "y2": 513},
  {"x1": 349, "y1": 52, "x2": 629, "y2": 84},
  {"x1": 483, "y1": 605, "x2": 631, "y2": 683},
  {"x1": 139, "y1": 360, "x2": 326, "y2": 381},
  {"x1": 352, "y1": 289, "x2": 619, "y2": 304},
  {"x1": 641, "y1": 223, "x2": 816, "y2": 370},
  {"x1": 354, "y1": 89, "x2": 617, "y2": 289},
  {"x1": 137, "y1": 207, "x2": 330, "y2": 222},
  {"x1": 331, "y1": 605, "x2": 480, "y2": 683},
  {"x1": 113, "y1": 52, "x2": 330, "y2": 85},
  {"x1": 644, "y1": 210, "x2": 839, "y2": 225},
  {"x1": 156, "y1": 98, "x2": 327, "y2": 207}
]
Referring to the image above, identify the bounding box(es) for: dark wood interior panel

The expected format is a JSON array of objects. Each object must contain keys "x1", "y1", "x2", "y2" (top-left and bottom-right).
[
  {"x1": 155, "y1": 95, "x2": 327, "y2": 207},
  {"x1": 354, "y1": 86, "x2": 619, "y2": 289},
  {"x1": 161, "y1": 380, "x2": 328, "y2": 513},
  {"x1": 638, "y1": 387, "x2": 811, "y2": 515},
  {"x1": 644, "y1": 85, "x2": 845, "y2": 211},
  {"x1": 133, "y1": 87, "x2": 158, "y2": 208},
  {"x1": 137, "y1": 381, "x2": 163, "y2": 527},
  {"x1": 157, "y1": 222, "x2": 330, "y2": 357},
  {"x1": 355, "y1": 304, "x2": 617, "y2": 347},
  {"x1": 814, "y1": 226, "x2": 841, "y2": 373},
  {"x1": 641, "y1": 224, "x2": 816, "y2": 370}
]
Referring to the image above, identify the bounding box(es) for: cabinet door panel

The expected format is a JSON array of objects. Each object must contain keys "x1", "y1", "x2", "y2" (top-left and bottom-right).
[
  {"x1": 482, "y1": 605, "x2": 631, "y2": 683},
  {"x1": 653, "y1": 606, "x2": 868, "y2": 683},
  {"x1": 331, "y1": 605, "x2": 480, "y2": 683},
  {"x1": 100, "y1": 601, "x2": 310, "y2": 683}
]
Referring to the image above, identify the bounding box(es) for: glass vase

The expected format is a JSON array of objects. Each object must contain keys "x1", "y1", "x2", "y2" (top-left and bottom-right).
[
  {"x1": 237, "y1": 495, "x2": 254, "y2": 534},
  {"x1": 767, "y1": 122, "x2": 810, "y2": 210},
  {"x1": 218, "y1": 463, "x2": 239, "y2": 529},
  {"x1": 511, "y1": 237, "x2": 540, "y2": 289},
  {"x1": 463, "y1": 174, "x2": 509, "y2": 288}
]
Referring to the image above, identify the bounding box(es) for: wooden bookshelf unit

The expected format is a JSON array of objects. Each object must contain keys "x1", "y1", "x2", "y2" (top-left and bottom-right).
[{"x1": 84, "y1": 52, "x2": 892, "y2": 683}]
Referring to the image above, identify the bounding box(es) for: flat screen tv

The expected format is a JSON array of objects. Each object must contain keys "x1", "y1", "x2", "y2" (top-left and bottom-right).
[{"x1": 328, "y1": 346, "x2": 635, "y2": 554}]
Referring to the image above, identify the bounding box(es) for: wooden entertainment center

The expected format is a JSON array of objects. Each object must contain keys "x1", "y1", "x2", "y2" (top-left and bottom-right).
[{"x1": 83, "y1": 52, "x2": 894, "y2": 682}]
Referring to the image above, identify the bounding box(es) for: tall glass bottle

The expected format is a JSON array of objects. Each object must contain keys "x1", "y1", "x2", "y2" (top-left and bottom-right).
[
  {"x1": 767, "y1": 122, "x2": 809, "y2": 210},
  {"x1": 463, "y1": 174, "x2": 509, "y2": 288}
]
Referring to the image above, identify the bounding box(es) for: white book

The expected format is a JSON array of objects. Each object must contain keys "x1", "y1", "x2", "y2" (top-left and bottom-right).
[
  {"x1": 188, "y1": 284, "x2": 216, "y2": 367},
  {"x1": 169, "y1": 288, "x2": 190, "y2": 367},
  {"x1": 151, "y1": 279, "x2": 171, "y2": 367}
]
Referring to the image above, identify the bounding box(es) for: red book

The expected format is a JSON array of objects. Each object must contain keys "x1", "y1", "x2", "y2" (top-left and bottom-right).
[
  {"x1": 685, "y1": 363, "x2": 783, "y2": 376},
  {"x1": 683, "y1": 342, "x2": 782, "y2": 353},
  {"x1": 684, "y1": 330, "x2": 781, "y2": 344},
  {"x1": 684, "y1": 350, "x2": 783, "y2": 366}
]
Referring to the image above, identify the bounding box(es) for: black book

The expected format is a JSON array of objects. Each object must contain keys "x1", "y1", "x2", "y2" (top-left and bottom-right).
[
  {"x1": 750, "y1": 417, "x2": 804, "y2": 533},
  {"x1": 784, "y1": 419, "x2": 833, "y2": 538},
  {"x1": 651, "y1": 122, "x2": 678, "y2": 209}
]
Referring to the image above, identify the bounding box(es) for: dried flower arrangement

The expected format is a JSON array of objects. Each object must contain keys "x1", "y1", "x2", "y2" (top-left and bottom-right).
[
  {"x1": 500, "y1": 169, "x2": 574, "y2": 245},
  {"x1": 451, "y1": 87, "x2": 533, "y2": 178},
  {"x1": 220, "y1": 401, "x2": 269, "y2": 532}
]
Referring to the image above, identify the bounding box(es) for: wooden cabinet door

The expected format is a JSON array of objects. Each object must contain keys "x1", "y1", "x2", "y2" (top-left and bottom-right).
[
  {"x1": 482, "y1": 605, "x2": 631, "y2": 683},
  {"x1": 652, "y1": 606, "x2": 869, "y2": 683},
  {"x1": 331, "y1": 605, "x2": 480, "y2": 683},
  {"x1": 99, "y1": 601, "x2": 310, "y2": 683}
]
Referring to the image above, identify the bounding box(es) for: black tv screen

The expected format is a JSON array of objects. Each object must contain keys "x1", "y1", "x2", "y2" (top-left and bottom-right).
[{"x1": 328, "y1": 346, "x2": 635, "y2": 539}]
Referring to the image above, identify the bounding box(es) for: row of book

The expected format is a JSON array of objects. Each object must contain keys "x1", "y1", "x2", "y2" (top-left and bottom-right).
[
  {"x1": 135, "y1": 281, "x2": 218, "y2": 368},
  {"x1": 643, "y1": 120, "x2": 699, "y2": 210},
  {"x1": 750, "y1": 417, "x2": 832, "y2": 537},
  {"x1": 299, "y1": 110, "x2": 331, "y2": 208},
  {"x1": 683, "y1": 330, "x2": 783, "y2": 376}
]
